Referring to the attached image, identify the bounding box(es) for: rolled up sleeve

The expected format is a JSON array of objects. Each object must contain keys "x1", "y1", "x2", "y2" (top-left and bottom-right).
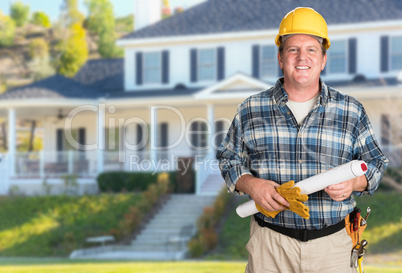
[
  {"x1": 353, "y1": 109, "x2": 389, "y2": 196},
  {"x1": 216, "y1": 109, "x2": 252, "y2": 195}
]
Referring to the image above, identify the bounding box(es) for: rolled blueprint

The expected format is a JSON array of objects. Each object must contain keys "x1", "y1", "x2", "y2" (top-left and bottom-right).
[{"x1": 236, "y1": 160, "x2": 368, "y2": 218}]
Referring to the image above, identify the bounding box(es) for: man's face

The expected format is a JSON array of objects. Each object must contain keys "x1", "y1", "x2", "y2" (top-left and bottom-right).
[{"x1": 278, "y1": 34, "x2": 327, "y2": 90}]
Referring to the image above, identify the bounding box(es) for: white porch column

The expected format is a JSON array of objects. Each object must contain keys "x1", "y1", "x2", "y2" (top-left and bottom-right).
[
  {"x1": 97, "y1": 103, "x2": 105, "y2": 174},
  {"x1": 8, "y1": 108, "x2": 16, "y2": 177},
  {"x1": 150, "y1": 106, "x2": 158, "y2": 166},
  {"x1": 207, "y1": 104, "x2": 215, "y2": 158}
]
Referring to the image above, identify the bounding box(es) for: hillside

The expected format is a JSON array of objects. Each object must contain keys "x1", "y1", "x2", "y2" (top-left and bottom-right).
[{"x1": 0, "y1": 14, "x2": 133, "y2": 92}]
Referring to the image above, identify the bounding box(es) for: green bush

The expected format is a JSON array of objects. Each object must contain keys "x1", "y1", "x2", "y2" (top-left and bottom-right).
[
  {"x1": 97, "y1": 171, "x2": 176, "y2": 193},
  {"x1": 188, "y1": 187, "x2": 231, "y2": 257}
]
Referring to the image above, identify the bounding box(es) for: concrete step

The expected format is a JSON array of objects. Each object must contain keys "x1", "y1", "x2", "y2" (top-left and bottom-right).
[{"x1": 131, "y1": 194, "x2": 215, "y2": 253}]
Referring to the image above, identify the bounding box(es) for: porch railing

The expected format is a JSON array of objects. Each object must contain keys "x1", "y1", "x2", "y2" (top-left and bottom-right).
[{"x1": 13, "y1": 150, "x2": 209, "y2": 178}]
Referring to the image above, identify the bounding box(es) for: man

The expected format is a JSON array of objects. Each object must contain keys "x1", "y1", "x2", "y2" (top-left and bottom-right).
[{"x1": 217, "y1": 7, "x2": 388, "y2": 273}]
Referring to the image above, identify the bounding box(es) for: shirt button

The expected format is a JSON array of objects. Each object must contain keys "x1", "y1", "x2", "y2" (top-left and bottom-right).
[
  {"x1": 287, "y1": 111, "x2": 290, "y2": 115},
  {"x1": 299, "y1": 160, "x2": 303, "y2": 164},
  {"x1": 298, "y1": 133, "x2": 302, "y2": 138}
]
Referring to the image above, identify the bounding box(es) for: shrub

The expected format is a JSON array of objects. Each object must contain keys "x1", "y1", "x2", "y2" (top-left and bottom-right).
[
  {"x1": 97, "y1": 171, "x2": 176, "y2": 193},
  {"x1": 188, "y1": 187, "x2": 231, "y2": 257}
]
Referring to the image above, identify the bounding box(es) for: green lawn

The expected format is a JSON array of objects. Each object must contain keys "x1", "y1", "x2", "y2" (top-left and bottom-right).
[
  {"x1": 210, "y1": 191, "x2": 402, "y2": 261},
  {"x1": 0, "y1": 260, "x2": 401, "y2": 273},
  {"x1": 0, "y1": 194, "x2": 142, "y2": 256}
]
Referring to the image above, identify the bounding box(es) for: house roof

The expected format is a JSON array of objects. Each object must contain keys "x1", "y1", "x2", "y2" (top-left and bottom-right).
[
  {"x1": 121, "y1": 0, "x2": 402, "y2": 40},
  {"x1": 73, "y1": 58, "x2": 125, "y2": 91},
  {"x1": 0, "y1": 75, "x2": 100, "y2": 100}
]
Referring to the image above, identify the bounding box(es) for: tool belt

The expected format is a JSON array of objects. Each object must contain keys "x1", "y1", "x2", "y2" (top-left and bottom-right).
[
  {"x1": 254, "y1": 215, "x2": 345, "y2": 242},
  {"x1": 345, "y1": 208, "x2": 367, "y2": 247}
]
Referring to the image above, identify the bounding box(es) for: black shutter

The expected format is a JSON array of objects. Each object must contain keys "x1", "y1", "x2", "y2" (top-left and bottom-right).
[
  {"x1": 56, "y1": 129, "x2": 64, "y2": 162},
  {"x1": 215, "y1": 121, "x2": 225, "y2": 149},
  {"x1": 217, "y1": 47, "x2": 225, "y2": 80},
  {"x1": 136, "y1": 51, "x2": 143, "y2": 85},
  {"x1": 78, "y1": 128, "x2": 85, "y2": 150},
  {"x1": 380, "y1": 36, "x2": 389, "y2": 73},
  {"x1": 252, "y1": 45, "x2": 260, "y2": 78},
  {"x1": 136, "y1": 124, "x2": 144, "y2": 151},
  {"x1": 348, "y1": 38, "x2": 357, "y2": 74},
  {"x1": 162, "y1": 50, "x2": 169, "y2": 84},
  {"x1": 191, "y1": 122, "x2": 198, "y2": 149},
  {"x1": 190, "y1": 49, "x2": 197, "y2": 82},
  {"x1": 160, "y1": 123, "x2": 168, "y2": 149},
  {"x1": 56, "y1": 129, "x2": 63, "y2": 151}
]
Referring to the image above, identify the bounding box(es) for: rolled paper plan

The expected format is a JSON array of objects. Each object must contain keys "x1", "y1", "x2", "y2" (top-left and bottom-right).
[{"x1": 236, "y1": 160, "x2": 368, "y2": 218}]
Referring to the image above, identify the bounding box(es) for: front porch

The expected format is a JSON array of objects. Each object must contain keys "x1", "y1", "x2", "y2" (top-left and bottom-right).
[{"x1": 0, "y1": 149, "x2": 222, "y2": 196}]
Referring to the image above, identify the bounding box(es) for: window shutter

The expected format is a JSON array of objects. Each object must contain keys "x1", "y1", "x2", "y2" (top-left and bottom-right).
[
  {"x1": 252, "y1": 45, "x2": 260, "y2": 78},
  {"x1": 215, "y1": 121, "x2": 225, "y2": 149},
  {"x1": 56, "y1": 129, "x2": 63, "y2": 151},
  {"x1": 348, "y1": 38, "x2": 357, "y2": 74},
  {"x1": 190, "y1": 49, "x2": 197, "y2": 82},
  {"x1": 162, "y1": 50, "x2": 169, "y2": 84},
  {"x1": 380, "y1": 36, "x2": 389, "y2": 73},
  {"x1": 78, "y1": 128, "x2": 86, "y2": 150},
  {"x1": 136, "y1": 124, "x2": 144, "y2": 151},
  {"x1": 160, "y1": 123, "x2": 168, "y2": 149},
  {"x1": 217, "y1": 47, "x2": 225, "y2": 80},
  {"x1": 136, "y1": 52, "x2": 143, "y2": 85}
]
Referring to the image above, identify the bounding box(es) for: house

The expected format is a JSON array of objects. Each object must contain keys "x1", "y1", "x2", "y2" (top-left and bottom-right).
[{"x1": 0, "y1": 0, "x2": 401, "y2": 196}]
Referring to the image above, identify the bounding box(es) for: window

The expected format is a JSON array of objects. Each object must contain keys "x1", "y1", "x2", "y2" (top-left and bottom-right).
[
  {"x1": 327, "y1": 40, "x2": 347, "y2": 74},
  {"x1": 143, "y1": 52, "x2": 161, "y2": 84},
  {"x1": 198, "y1": 49, "x2": 216, "y2": 81},
  {"x1": 189, "y1": 121, "x2": 208, "y2": 150},
  {"x1": 391, "y1": 36, "x2": 402, "y2": 71},
  {"x1": 261, "y1": 45, "x2": 277, "y2": 78}
]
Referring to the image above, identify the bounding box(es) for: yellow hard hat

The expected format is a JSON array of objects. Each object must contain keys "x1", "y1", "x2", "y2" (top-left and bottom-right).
[{"x1": 275, "y1": 7, "x2": 331, "y2": 50}]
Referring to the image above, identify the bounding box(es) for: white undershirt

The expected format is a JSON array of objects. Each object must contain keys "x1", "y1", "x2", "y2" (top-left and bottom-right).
[{"x1": 286, "y1": 94, "x2": 319, "y2": 125}]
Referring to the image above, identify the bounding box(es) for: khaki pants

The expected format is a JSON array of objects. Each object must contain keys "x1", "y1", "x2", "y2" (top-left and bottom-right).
[{"x1": 245, "y1": 217, "x2": 356, "y2": 273}]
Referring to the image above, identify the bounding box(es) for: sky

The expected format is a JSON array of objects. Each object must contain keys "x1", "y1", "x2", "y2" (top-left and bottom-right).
[{"x1": 0, "y1": 0, "x2": 207, "y2": 21}]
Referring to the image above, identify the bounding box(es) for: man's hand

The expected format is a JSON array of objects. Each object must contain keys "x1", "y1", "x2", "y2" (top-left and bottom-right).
[
  {"x1": 236, "y1": 174, "x2": 290, "y2": 212},
  {"x1": 325, "y1": 174, "x2": 368, "y2": 201}
]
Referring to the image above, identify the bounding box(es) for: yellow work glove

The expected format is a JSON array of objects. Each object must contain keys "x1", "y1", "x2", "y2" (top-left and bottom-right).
[{"x1": 255, "y1": 180, "x2": 310, "y2": 219}]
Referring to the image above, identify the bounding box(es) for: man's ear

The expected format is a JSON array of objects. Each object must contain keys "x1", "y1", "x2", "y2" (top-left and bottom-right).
[
  {"x1": 321, "y1": 53, "x2": 327, "y2": 71},
  {"x1": 278, "y1": 52, "x2": 283, "y2": 69}
]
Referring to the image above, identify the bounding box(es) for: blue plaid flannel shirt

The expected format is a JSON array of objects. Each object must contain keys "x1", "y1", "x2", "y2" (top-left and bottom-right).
[{"x1": 217, "y1": 78, "x2": 389, "y2": 230}]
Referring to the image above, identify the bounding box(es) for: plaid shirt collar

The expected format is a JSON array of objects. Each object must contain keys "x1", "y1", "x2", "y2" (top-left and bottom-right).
[{"x1": 273, "y1": 77, "x2": 330, "y2": 108}]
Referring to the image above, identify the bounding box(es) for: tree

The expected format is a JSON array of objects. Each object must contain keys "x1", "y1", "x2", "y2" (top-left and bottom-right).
[
  {"x1": 0, "y1": 11, "x2": 16, "y2": 47},
  {"x1": 85, "y1": 0, "x2": 123, "y2": 58},
  {"x1": 10, "y1": 0, "x2": 30, "y2": 27},
  {"x1": 28, "y1": 38, "x2": 55, "y2": 80},
  {"x1": 60, "y1": 0, "x2": 84, "y2": 28},
  {"x1": 31, "y1": 11, "x2": 51, "y2": 28},
  {"x1": 56, "y1": 23, "x2": 88, "y2": 77}
]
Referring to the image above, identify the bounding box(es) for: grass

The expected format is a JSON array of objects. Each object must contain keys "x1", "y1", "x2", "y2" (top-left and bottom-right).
[
  {"x1": 208, "y1": 191, "x2": 402, "y2": 262},
  {"x1": 0, "y1": 194, "x2": 142, "y2": 257},
  {"x1": 0, "y1": 260, "x2": 400, "y2": 273}
]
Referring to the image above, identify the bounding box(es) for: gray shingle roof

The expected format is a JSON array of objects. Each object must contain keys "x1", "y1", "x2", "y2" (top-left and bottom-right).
[
  {"x1": 121, "y1": 0, "x2": 402, "y2": 40},
  {"x1": 73, "y1": 58, "x2": 124, "y2": 91},
  {"x1": 0, "y1": 75, "x2": 100, "y2": 100}
]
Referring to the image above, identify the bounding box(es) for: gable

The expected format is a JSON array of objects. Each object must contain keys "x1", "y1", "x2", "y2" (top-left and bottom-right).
[{"x1": 194, "y1": 72, "x2": 271, "y2": 99}]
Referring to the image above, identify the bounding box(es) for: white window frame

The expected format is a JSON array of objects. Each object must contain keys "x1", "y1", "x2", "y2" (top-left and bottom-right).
[
  {"x1": 143, "y1": 51, "x2": 161, "y2": 84},
  {"x1": 390, "y1": 35, "x2": 402, "y2": 71},
  {"x1": 326, "y1": 40, "x2": 347, "y2": 74},
  {"x1": 260, "y1": 45, "x2": 277, "y2": 79},
  {"x1": 197, "y1": 48, "x2": 216, "y2": 82}
]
